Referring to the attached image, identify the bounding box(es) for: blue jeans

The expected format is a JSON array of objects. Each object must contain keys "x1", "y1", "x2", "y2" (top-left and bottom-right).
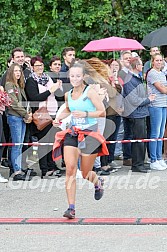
[
  {"x1": 149, "y1": 107, "x2": 167, "y2": 162},
  {"x1": 114, "y1": 117, "x2": 124, "y2": 156},
  {"x1": 7, "y1": 115, "x2": 26, "y2": 172}
]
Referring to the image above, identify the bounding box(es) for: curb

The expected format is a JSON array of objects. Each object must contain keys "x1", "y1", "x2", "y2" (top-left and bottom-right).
[{"x1": 0, "y1": 218, "x2": 167, "y2": 225}]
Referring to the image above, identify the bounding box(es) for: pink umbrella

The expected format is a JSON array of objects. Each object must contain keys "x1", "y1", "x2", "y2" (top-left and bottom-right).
[{"x1": 82, "y1": 36, "x2": 145, "y2": 52}]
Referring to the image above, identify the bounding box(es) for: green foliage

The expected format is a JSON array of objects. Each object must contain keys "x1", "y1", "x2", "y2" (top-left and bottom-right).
[{"x1": 0, "y1": 0, "x2": 167, "y2": 74}]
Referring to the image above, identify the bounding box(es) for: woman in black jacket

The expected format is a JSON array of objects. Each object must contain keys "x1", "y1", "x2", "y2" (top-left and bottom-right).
[{"x1": 25, "y1": 56, "x2": 62, "y2": 178}]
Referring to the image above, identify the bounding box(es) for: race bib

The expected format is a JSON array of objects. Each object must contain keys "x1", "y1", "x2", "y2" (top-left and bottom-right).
[{"x1": 71, "y1": 116, "x2": 88, "y2": 126}]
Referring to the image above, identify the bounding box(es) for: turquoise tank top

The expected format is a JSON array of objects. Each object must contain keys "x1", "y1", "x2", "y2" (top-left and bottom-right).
[{"x1": 68, "y1": 85, "x2": 97, "y2": 129}]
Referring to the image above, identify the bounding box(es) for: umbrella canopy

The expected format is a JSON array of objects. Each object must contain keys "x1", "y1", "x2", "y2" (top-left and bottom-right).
[
  {"x1": 141, "y1": 26, "x2": 167, "y2": 47},
  {"x1": 82, "y1": 36, "x2": 145, "y2": 52}
]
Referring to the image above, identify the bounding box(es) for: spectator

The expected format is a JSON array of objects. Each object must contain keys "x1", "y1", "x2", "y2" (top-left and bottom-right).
[
  {"x1": 123, "y1": 57, "x2": 155, "y2": 172},
  {"x1": 25, "y1": 56, "x2": 62, "y2": 178},
  {"x1": 5, "y1": 63, "x2": 32, "y2": 181},
  {"x1": 48, "y1": 56, "x2": 64, "y2": 108},
  {"x1": 0, "y1": 48, "x2": 32, "y2": 173},
  {"x1": 0, "y1": 86, "x2": 8, "y2": 182},
  {"x1": 109, "y1": 59, "x2": 124, "y2": 86},
  {"x1": 1, "y1": 56, "x2": 14, "y2": 168},
  {"x1": 0, "y1": 47, "x2": 31, "y2": 87},
  {"x1": 85, "y1": 57, "x2": 123, "y2": 172},
  {"x1": 49, "y1": 56, "x2": 62, "y2": 78},
  {"x1": 119, "y1": 51, "x2": 132, "y2": 82},
  {"x1": 59, "y1": 47, "x2": 76, "y2": 88},
  {"x1": 160, "y1": 46, "x2": 167, "y2": 160},
  {"x1": 118, "y1": 51, "x2": 133, "y2": 166},
  {"x1": 7, "y1": 56, "x2": 14, "y2": 68},
  {"x1": 24, "y1": 54, "x2": 33, "y2": 72},
  {"x1": 49, "y1": 55, "x2": 73, "y2": 169},
  {"x1": 147, "y1": 53, "x2": 167, "y2": 170},
  {"x1": 143, "y1": 47, "x2": 160, "y2": 80},
  {"x1": 131, "y1": 52, "x2": 140, "y2": 58},
  {"x1": 109, "y1": 59, "x2": 124, "y2": 161},
  {"x1": 48, "y1": 55, "x2": 72, "y2": 108},
  {"x1": 61, "y1": 47, "x2": 76, "y2": 72}
]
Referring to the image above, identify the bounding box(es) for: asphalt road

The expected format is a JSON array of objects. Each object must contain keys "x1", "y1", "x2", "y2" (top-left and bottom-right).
[{"x1": 0, "y1": 159, "x2": 167, "y2": 251}]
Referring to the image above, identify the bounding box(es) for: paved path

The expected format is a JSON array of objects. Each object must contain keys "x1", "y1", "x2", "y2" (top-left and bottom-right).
[{"x1": 0, "y1": 160, "x2": 167, "y2": 251}]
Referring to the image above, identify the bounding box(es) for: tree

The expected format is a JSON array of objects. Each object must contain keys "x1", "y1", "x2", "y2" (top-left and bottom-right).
[{"x1": 0, "y1": 0, "x2": 167, "y2": 74}]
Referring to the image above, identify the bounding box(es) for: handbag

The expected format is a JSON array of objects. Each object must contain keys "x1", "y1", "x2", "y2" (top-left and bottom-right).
[{"x1": 32, "y1": 106, "x2": 53, "y2": 131}]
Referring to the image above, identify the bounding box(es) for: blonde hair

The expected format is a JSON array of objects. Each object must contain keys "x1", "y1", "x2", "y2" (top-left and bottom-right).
[
  {"x1": 151, "y1": 53, "x2": 163, "y2": 67},
  {"x1": 85, "y1": 57, "x2": 111, "y2": 87}
]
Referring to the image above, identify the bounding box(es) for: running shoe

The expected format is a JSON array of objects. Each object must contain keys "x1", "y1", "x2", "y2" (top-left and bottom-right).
[
  {"x1": 22, "y1": 168, "x2": 37, "y2": 176},
  {"x1": 94, "y1": 177, "x2": 104, "y2": 200},
  {"x1": 13, "y1": 173, "x2": 32, "y2": 181},
  {"x1": 63, "y1": 208, "x2": 75, "y2": 219}
]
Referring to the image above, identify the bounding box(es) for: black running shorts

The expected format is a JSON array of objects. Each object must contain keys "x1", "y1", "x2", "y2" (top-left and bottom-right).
[{"x1": 64, "y1": 133, "x2": 101, "y2": 154}]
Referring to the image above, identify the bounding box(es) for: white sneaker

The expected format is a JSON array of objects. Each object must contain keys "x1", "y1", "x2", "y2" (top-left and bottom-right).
[
  {"x1": 158, "y1": 160, "x2": 167, "y2": 168},
  {"x1": 76, "y1": 169, "x2": 83, "y2": 179},
  {"x1": 150, "y1": 160, "x2": 166, "y2": 171},
  {"x1": 146, "y1": 158, "x2": 151, "y2": 164},
  {"x1": 0, "y1": 174, "x2": 8, "y2": 183},
  {"x1": 109, "y1": 161, "x2": 122, "y2": 169}
]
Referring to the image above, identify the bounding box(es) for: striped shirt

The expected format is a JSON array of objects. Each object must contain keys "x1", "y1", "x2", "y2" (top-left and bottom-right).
[{"x1": 147, "y1": 69, "x2": 167, "y2": 107}]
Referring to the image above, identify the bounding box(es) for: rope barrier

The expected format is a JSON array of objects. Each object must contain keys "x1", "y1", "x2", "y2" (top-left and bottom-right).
[{"x1": 1, "y1": 137, "x2": 167, "y2": 146}]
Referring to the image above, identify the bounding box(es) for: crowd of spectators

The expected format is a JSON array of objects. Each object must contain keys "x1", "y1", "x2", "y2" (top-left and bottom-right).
[{"x1": 0, "y1": 45, "x2": 167, "y2": 183}]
